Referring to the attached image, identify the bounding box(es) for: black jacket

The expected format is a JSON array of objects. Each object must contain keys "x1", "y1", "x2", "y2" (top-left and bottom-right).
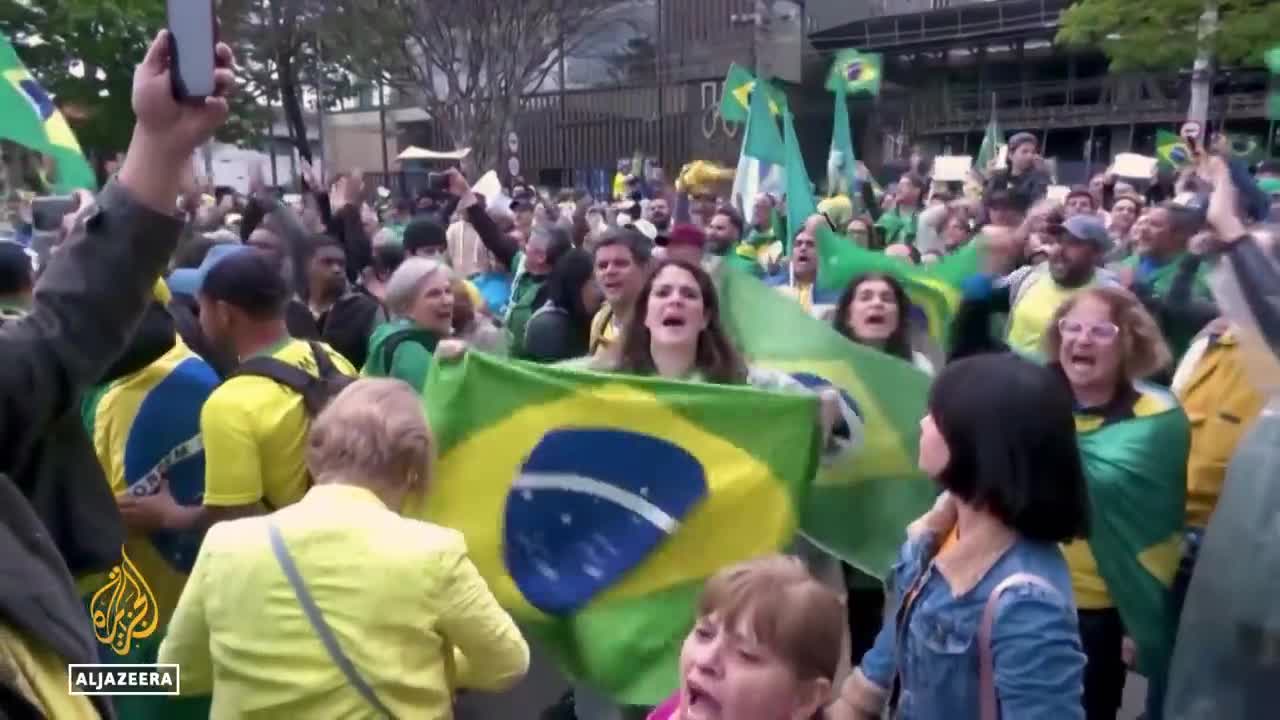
[
  {"x1": 285, "y1": 288, "x2": 386, "y2": 369},
  {"x1": 0, "y1": 180, "x2": 182, "y2": 719}
]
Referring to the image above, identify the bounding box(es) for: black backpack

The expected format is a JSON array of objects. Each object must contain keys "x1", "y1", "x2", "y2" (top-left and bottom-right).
[{"x1": 232, "y1": 341, "x2": 355, "y2": 417}]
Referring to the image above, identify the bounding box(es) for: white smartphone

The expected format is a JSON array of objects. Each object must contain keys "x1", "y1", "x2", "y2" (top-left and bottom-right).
[{"x1": 166, "y1": 0, "x2": 217, "y2": 101}]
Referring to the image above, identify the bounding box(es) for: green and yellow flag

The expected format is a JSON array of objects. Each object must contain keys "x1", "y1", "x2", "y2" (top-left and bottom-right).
[
  {"x1": 1, "y1": 33, "x2": 95, "y2": 191},
  {"x1": 716, "y1": 269, "x2": 936, "y2": 579},
  {"x1": 719, "y1": 63, "x2": 785, "y2": 125},
  {"x1": 817, "y1": 231, "x2": 983, "y2": 350},
  {"x1": 407, "y1": 352, "x2": 821, "y2": 703},
  {"x1": 1156, "y1": 129, "x2": 1193, "y2": 170},
  {"x1": 1076, "y1": 384, "x2": 1189, "y2": 679},
  {"x1": 825, "y1": 49, "x2": 883, "y2": 97}
]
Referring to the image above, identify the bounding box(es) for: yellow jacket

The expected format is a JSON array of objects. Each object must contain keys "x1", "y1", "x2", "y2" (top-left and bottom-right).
[{"x1": 159, "y1": 484, "x2": 530, "y2": 719}]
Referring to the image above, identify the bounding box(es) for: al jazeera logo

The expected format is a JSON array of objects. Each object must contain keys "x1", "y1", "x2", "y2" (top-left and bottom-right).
[{"x1": 71, "y1": 548, "x2": 179, "y2": 696}]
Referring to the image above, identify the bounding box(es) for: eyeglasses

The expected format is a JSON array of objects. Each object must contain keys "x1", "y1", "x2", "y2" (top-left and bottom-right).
[{"x1": 1058, "y1": 318, "x2": 1119, "y2": 342}]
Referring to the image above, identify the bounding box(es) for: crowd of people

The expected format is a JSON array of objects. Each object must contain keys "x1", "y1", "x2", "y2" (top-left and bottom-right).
[{"x1": 2, "y1": 30, "x2": 1279, "y2": 720}]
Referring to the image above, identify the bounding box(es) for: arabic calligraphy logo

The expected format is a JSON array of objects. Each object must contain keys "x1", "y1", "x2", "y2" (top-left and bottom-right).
[{"x1": 90, "y1": 548, "x2": 158, "y2": 656}]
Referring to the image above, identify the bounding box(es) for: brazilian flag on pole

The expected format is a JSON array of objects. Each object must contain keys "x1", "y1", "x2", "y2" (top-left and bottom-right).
[
  {"x1": 1, "y1": 34, "x2": 96, "y2": 191},
  {"x1": 717, "y1": 268, "x2": 936, "y2": 579},
  {"x1": 405, "y1": 353, "x2": 821, "y2": 703},
  {"x1": 719, "y1": 63, "x2": 785, "y2": 125},
  {"x1": 825, "y1": 49, "x2": 882, "y2": 97},
  {"x1": 1076, "y1": 385, "x2": 1189, "y2": 679}
]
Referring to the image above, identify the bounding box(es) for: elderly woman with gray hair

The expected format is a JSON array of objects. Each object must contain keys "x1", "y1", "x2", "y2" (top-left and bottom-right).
[
  {"x1": 159, "y1": 379, "x2": 530, "y2": 717},
  {"x1": 362, "y1": 257, "x2": 456, "y2": 388}
]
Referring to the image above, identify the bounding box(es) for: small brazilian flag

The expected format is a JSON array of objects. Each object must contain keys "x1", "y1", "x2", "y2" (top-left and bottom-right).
[
  {"x1": 719, "y1": 63, "x2": 785, "y2": 125},
  {"x1": 717, "y1": 269, "x2": 937, "y2": 580},
  {"x1": 1077, "y1": 384, "x2": 1189, "y2": 679},
  {"x1": 407, "y1": 352, "x2": 822, "y2": 704},
  {"x1": 826, "y1": 49, "x2": 883, "y2": 97},
  {"x1": 1, "y1": 34, "x2": 95, "y2": 191},
  {"x1": 817, "y1": 233, "x2": 983, "y2": 350},
  {"x1": 1156, "y1": 129, "x2": 1193, "y2": 170}
]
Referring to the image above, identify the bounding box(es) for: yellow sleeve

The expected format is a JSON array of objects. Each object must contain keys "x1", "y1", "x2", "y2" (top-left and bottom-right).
[
  {"x1": 200, "y1": 389, "x2": 265, "y2": 507},
  {"x1": 433, "y1": 538, "x2": 530, "y2": 691},
  {"x1": 157, "y1": 527, "x2": 215, "y2": 694},
  {"x1": 326, "y1": 345, "x2": 358, "y2": 376}
]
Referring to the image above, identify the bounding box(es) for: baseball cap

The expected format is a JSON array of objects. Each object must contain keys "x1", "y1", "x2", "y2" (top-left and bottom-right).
[
  {"x1": 1062, "y1": 215, "x2": 1111, "y2": 251},
  {"x1": 198, "y1": 248, "x2": 290, "y2": 316},
  {"x1": 166, "y1": 243, "x2": 249, "y2": 298}
]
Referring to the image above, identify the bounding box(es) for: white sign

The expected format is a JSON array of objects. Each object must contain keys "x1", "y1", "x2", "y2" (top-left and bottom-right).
[
  {"x1": 1111, "y1": 153, "x2": 1158, "y2": 180},
  {"x1": 932, "y1": 155, "x2": 973, "y2": 182}
]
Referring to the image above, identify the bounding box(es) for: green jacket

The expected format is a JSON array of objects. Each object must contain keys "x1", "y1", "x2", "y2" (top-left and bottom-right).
[{"x1": 362, "y1": 319, "x2": 441, "y2": 390}]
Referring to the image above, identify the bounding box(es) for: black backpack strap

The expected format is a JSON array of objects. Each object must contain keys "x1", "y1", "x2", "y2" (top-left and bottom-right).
[
  {"x1": 381, "y1": 329, "x2": 437, "y2": 371},
  {"x1": 233, "y1": 355, "x2": 317, "y2": 395},
  {"x1": 308, "y1": 341, "x2": 341, "y2": 379}
]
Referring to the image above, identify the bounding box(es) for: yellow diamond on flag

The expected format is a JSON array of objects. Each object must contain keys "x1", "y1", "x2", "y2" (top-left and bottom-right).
[{"x1": 732, "y1": 80, "x2": 782, "y2": 117}]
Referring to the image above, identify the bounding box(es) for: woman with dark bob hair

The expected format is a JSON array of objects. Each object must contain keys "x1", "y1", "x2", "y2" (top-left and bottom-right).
[{"x1": 832, "y1": 352, "x2": 1089, "y2": 720}]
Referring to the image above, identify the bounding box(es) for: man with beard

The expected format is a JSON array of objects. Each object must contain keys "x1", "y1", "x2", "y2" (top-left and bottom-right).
[
  {"x1": 703, "y1": 207, "x2": 763, "y2": 277},
  {"x1": 1004, "y1": 214, "x2": 1118, "y2": 356},
  {"x1": 767, "y1": 215, "x2": 840, "y2": 316},
  {"x1": 645, "y1": 196, "x2": 672, "y2": 235},
  {"x1": 955, "y1": 213, "x2": 1119, "y2": 360}
]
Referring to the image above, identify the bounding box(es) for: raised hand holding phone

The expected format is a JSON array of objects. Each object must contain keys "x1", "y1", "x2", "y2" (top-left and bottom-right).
[{"x1": 119, "y1": 31, "x2": 234, "y2": 213}]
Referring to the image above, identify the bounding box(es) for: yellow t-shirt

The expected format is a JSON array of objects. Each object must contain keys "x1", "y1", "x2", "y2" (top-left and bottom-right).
[
  {"x1": 201, "y1": 339, "x2": 356, "y2": 511},
  {"x1": 589, "y1": 304, "x2": 620, "y2": 356},
  {"x1": 1006, "y1": 274, "x2": 1091, "y2": 356}
]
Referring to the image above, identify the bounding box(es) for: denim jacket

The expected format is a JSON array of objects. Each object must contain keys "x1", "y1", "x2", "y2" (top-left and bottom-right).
[{"x1": 838, "y1": 494, "x2": 1085, "y2": 720}]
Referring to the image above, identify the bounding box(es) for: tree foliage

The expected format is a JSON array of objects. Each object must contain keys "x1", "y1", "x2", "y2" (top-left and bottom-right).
[
  {"x1": 1, "y1": 0, "x2": 265, "y2": 168},
  {"x1": 325, "y1": 0, "x2": 635, "y2": 174},
  {"x1": 1057, "y1": 0, "x2": 1280, "y2": 71},
  {"x1": 216, "y1": 0, "x2": 355, "y2": 164}
]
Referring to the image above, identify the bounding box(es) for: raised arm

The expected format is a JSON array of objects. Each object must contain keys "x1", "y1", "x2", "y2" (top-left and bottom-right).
[{"x1": 0, "y1": 31, "x2": 233, "y2": 469}]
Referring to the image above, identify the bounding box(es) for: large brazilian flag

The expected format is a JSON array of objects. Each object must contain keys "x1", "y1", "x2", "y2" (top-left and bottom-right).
[
  {"x1": 716, "y1": 268, "x2": 937, "y2": 579},
  {"x1": 80, "y1": 339, "x2": 218, "y2": 719},
  {"x1": 1077, "y1": 384, "x2": 1189, "y2": 679},
  {"x1": 406, "y1": 352, "x2": 822, "y2": 704}
]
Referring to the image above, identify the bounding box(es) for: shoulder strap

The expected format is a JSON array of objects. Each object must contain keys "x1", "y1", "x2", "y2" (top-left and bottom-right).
[
  {"x1": 308, "y1": 341, "x2": 341, "y2": 379},
  {"x1": 381, "y1": 329, "x2": 436, "y2": 371},
  {"x1": 234, "y1": 356, "x2": 316, "y2": 394},
  {"x1": 267, "y1": 521, "x2": 397, "y2": 719},
  {"x1": 977, "y1": 572, "x2": 1059, "y2": 720}
]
